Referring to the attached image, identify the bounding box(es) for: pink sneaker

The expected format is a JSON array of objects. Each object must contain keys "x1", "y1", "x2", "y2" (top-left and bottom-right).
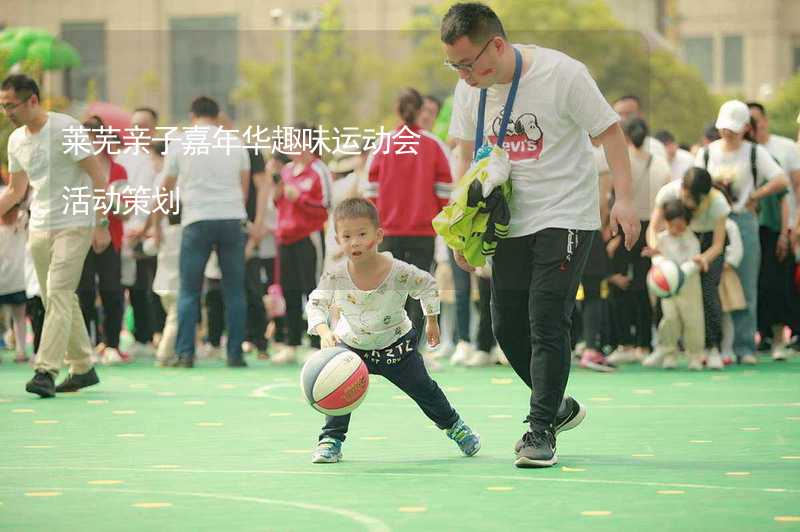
[{"x1": 580, "y1": 349, "x2": 615, "y2": 372}]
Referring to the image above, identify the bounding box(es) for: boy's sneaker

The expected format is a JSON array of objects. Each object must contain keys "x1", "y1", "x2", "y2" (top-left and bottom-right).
[
  {"x1": 311, "y1": 437, "x2": 343, "y2": 464},
  {"x1": 271, "y1": 347, "x2": 297, "y2": 365},
  {"x1": 772, "y1": 347, "x2": 788, "y2": 361},
  {"x1": 642, "y1": 350, "x2": 665, "y2": 368},
  {"x1": 515, "y1": 428, "x2": 557, "y2": 468},
  {"x1": 445, "y1": 418, "x2": 481, "y2": 456},
  {"x1": 515, "y1": 396, "x2": 586, "y2": 453},
  {"x1": 465, "y1": 350, "x2": 495, "y2": 367},
  {"x1": 450, "y1": 341, "x2": 473, "y2": 366},
  {"x1": 706, "y1": 349, "x2": 724, "y2": 370},
  {"x1": 661, "y1": 354, "x2": 678, "y2": 369},
  {"x1": 606, "y1": 347, "x2": 640, "y2": 365},
  {"x1": 55, "y1": 367, "x2": 100, "y2": 393},
  {"x1": 26, "y1": 370, "x2": 55, "y2": 398},
  {"x1": 687, "y1": 355, "x2": 704, "y2": 371}
]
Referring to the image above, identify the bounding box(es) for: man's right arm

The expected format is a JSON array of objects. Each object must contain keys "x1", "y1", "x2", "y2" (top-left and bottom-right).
[
  {"x1": 450, "y1": 138, "x2": 476, "y2": 272},
  {"x1": 0, "y1": 171, "x2": 30, "y2": 218}
]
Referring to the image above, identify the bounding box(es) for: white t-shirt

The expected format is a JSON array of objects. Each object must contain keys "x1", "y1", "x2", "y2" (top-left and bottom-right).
[
  {"x1": 654, "y1": 180, "x2": 730, "y2": 233},
  {"x1": 656, "y1": 229, "x2": 700, "y2": 266},
  {"x1": 7, "y1": 112, "x2": 93, "y2": 231},
  {"x1": 670, "y1": 148, "x2": 695, "y2": 182},
  {"x1": 630, "y1": 149, "x2": 672, "y2": 221},
  {"x1": 153, "y1": 222, "x2": 182, "y2": 296},
  {"x1": 449, "y1": 45, "x2": 619, "y2": 237},
  {"x1": 306, "y1": 253, "x2": 440, "y2": 350},
  {"x1": 695, "y1": 140, "x2": 783, "y2": 213},
  {"x1": 0, "y1": 189, "x2": 26, "y2": 296},
  {"x1": 116, "y1": 149, "x2": 159, "y2": 230},
  {"x1": 163, "y1": 126, "x2": 250, "y2": 227},
  {"x1": 763, "y1": 134, "x2": 800, "y2": 226}
]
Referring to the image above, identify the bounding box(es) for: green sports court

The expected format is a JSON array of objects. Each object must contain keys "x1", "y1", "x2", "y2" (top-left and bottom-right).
[{"x1": 1, "y1": 355, "x2": 799, "y2": 531}]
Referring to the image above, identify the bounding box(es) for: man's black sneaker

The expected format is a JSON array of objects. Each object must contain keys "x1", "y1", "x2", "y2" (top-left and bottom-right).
[
  {"x1": 226, "y1": 358, "x2": 248, "y2": 368},
  {"x1": 26, "y1": 371, "x2": 55, "y2": 398},
  {"x1": 514, "y1": 396, "x2": 586, "y2": 453},
  {"x1": 55, "y1": 367, "x2": 100, "y2": 393},
  {"x1": 515, "y1": 428, "x2": 557, "y2": 468}
]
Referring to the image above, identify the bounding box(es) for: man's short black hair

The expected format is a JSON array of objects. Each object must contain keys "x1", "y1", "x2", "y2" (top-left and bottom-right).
[
  {"x1": 190, "y1": 96, "x2": 219, "y2": 119},
  {"x1": 441, "y1": 2, "x2": 507, "y2": 45},
  {"x1": 746, "y1": 101, "x2": 766, "y2": 117},
  {"x1": 654, "y1": 129, "x2": 675, "y2": 145},
  {"x1": 1, "y1": 74, "x2": 40, "y2": 100},
  {"x1": 614, "y1": 94, "x2": 641, "y2": 107},
  {"x1": 133, "y1": 106, "x2": 159, "y2": 123}
]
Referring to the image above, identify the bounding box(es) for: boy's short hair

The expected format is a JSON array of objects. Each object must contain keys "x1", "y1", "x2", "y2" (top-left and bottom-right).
[
  {"x1": 334, "y1": 198, "x2": 379, "y2": 230},
  {"x1": 663, "y1": 198, "x2": 689, "y2": 223}
]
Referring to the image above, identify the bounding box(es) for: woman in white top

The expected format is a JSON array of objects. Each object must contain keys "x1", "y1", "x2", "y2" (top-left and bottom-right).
[
  {"x1": 694, "y1": 100, "x2": 788, "y2": 364},
  {"x1": 649, "y1": 167, "x2": 730, "y2": 368},
  {"x1": 607, "y1": 118, "x2": 672, "y2": 364}
]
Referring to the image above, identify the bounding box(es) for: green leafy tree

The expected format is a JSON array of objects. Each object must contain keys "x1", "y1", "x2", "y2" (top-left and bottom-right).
[{"x1": 766, "y1": 73, "x2": 800, "y2": 140}]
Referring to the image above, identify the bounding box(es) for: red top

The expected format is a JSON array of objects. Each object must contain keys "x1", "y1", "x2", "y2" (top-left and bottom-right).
[
  {"x1": 274, "y1": 158, "x2": 332, "y2": 245},
  {"x1": 364, "y1": 124, "x2": 452, "y2": 237},
  {"x1": 107, "y1": 159, "x2": 127, "y2": 252}
]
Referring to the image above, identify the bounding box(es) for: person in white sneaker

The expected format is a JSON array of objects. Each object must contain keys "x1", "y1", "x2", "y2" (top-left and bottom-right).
[{"x1": 647, "y1": 199, "x2": 705, "y2": 370}]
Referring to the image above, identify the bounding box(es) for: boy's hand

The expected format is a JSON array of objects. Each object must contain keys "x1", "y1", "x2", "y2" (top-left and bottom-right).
[
  {"x1": 320, "y1": 331, "x2": 340, "y2": 348},
  {"x1": 425, "y1": 316, "x2": 440, "y2": 349}
]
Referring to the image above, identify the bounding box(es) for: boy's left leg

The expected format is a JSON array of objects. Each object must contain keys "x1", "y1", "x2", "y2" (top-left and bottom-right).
[{"x1": 381, "y1": 346, "x2": 479, "y2": 456}]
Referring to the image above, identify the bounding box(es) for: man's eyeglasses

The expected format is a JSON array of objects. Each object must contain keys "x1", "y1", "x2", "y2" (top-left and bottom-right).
[
  {"x1": 444, "y1": 37, "x2": 494, "y2": 73},
  {"x1": 0, "y1": 95, "x2": 30, "y2": 113}
]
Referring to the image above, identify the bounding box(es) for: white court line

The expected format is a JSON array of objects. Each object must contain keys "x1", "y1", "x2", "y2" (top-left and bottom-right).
[
  {"x1": 249, "y1": 383, "x2": 303, "y2": 402},
  {"x1": 0, "y1": 486, "x2": 389, "y2": 532},
  {"x1": 0, "y1": 465, "x2": 796, "y2": 495}
]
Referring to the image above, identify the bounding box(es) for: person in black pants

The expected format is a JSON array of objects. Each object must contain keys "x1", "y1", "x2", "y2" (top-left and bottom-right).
[
  {"x1": 379, "y1": 236, "x2": 435, "y2": 345},
  {"x1": 78, "y1": 245, "x2": 125, "y2": 361},
  {"x1": 442, "y1": 3, "x2": 639, "y2": 468}
]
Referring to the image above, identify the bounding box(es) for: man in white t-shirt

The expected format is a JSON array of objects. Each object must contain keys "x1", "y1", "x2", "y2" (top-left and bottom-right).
[
  {"x1": 748, "y1": 101, "x2": 800, "y2": 357},
  {"x1": 0, "y1": 74, "x2": 109, "y2": 397},
  {"x1": 155, "y1": 96, "x2": 250, "y2": 368},
  {"x1": 442, "y1": 2, "x2": 638, "y2": 468},
  {"x1": 654, "y1": 129, "x2": 695, "y2": 182},
  {"x1": 116, "y1": 107, "x2": 162, "y2": 357},
  {"x1": 613, "y1": 95, "x2": 668, "y2": 161}
]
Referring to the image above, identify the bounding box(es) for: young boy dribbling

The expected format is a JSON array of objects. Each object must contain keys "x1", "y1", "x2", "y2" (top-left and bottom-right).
[{"x1": 306, "y1": 198, "x2": 480, "y2": 463}]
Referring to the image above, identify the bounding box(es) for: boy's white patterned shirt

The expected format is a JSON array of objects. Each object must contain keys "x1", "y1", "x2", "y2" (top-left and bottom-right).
[{"x1": 306, "y1": 252, "x2": 440, "y2": 350}]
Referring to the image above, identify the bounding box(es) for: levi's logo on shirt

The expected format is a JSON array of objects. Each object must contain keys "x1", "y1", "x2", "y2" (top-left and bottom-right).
[{"x1": 487, "y1": 107, "x2": 544, "y2": 161}]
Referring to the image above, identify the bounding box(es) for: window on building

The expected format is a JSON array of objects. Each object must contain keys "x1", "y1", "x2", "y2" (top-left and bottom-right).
[
  {"x1": 723, "y1": 35, "x2": 743, "y2": 86},
  {"x1": 170, "y1": 16, "x2": 238, "y2": 120},
  {"x1": 61, "y1": 22, "x2": 107, "y2": 101},
  {"x1": 683, "y1": 36, "x2": 714, "y2": 85}
]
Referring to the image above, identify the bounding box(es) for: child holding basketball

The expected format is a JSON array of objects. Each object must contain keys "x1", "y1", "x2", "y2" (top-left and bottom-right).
[
  {"x1": 305, "y1": 197, "x2": 480, "y2": 463},
  {"x1": 650, "y1": 198, "x2": 706, "y2": 369}
]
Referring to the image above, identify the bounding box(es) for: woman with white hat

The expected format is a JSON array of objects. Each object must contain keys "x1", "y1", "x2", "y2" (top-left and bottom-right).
[{"x1": 695, "y1": 100, "x2": 789, "y2": 364}]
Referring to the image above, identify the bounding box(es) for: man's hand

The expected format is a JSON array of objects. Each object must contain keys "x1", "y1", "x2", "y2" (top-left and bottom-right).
[
  {"x1": 93, "y1": 226, "x2": 112, "y2": 254},
  {"x1": 776, "y1": 233, "x2": 789, "y2": 262},
  {"x1": 608, "y1": 273, "x2": 631, "y2": 290},
  {"x1": 692, "y1": 254, "x2": 709, "y2": 273},
  {"x1": 609, "y1": 200, "x2": 640, "y2": 250},
  {"x1": 425, "y1": 315, "x2": 440, "y2": 349},
  {"x1": 453, "y1": 250, "x2": 475, "y2": 273}
]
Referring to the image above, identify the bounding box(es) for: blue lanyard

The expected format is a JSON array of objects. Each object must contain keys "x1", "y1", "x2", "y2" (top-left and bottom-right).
[{"x1": 474, "y1": 46, "x2": 523, "y2": 161}]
